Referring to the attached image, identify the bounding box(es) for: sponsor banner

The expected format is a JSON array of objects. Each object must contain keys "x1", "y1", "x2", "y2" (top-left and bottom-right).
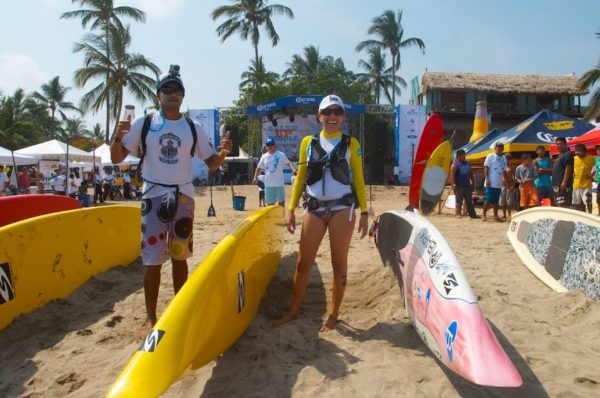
[
  {"x1": 395, "y1": 105, "x2": 426, "y2": 183},
  {"x1": 188, "y1": 109, "x2": 219, "y2": 149},
  {"x1": 262, "y1": 116, "x2": 321, "y2": 161}
]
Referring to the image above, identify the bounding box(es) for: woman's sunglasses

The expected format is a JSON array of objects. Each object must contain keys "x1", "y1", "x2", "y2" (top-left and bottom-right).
[
  {"x1": 160, "y1": 86, "x2": 183, "y2": 96},
  {"x1": 320, "y1": 107, "x2": 344, "y2": 116}
]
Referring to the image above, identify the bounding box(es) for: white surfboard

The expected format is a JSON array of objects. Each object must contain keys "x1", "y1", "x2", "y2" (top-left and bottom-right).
[{"x1": 507, "y1": 206, "x2": 600, "y2": 299}]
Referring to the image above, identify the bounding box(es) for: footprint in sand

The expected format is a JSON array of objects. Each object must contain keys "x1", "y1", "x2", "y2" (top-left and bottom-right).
[{"x1": 105, "y1": 315, "x2": 123, "y2": 328}]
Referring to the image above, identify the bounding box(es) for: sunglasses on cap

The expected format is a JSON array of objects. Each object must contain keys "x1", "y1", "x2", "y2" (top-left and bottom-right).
[
  {"x1": 320, "y1": 107, "x2": 344, "y2": 116},
  {"x1": 160, "y1": 86, "x2": 183, "y2": 95}
]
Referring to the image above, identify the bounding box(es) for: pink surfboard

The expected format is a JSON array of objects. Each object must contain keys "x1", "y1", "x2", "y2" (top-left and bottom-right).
[
  {"x1": 0, "y1": 194, "x2": 82, "y2": 227},
  {"x1": 408, "y1": 113, "x2": 444, "y2": 209},
  {"x1": 372, "y1": 210, "x2": 522, "y2": 387}
]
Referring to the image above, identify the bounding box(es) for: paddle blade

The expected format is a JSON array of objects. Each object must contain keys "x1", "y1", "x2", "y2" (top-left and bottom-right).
[{"x1": 207, "y1": 204, "x2": 216, "y2": 217}]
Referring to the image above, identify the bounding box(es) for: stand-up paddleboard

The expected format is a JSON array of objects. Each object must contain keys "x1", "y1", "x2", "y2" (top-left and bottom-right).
[
  {"x1": 107, "y1": 205, "x2": 284, "y2": 397},
  {"x1": 0, "y1": 194, "x2": 82, "y2": 227},
  {"x1": 419, "y1": 140, "x2": 452, "y2": 215},
  {"x1": 372, "y1": 210, "x2": 522, "y2": 386},
  {"x1": 507, "y1": 207, "x2": 600, "y2": 299},
  {"x1": 409, "y1": 114, "x2": 444, "y2": 210},
  {"x1": 0, "y1": 206, "x2": 140, "y2": 331}
]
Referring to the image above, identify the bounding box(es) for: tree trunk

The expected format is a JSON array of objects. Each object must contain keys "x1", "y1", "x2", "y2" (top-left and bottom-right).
[{"x1": 105, "y1": 25, "x2": 110, "y2": 143}]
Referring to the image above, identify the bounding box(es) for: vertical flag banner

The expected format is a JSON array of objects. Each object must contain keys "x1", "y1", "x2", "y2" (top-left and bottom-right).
[
  {"x1": 395, "y1": 105, "x2": 426, "y2": 183},
  {"x1": 189, "y1": 109, "x2": 219, "y2": 149}
]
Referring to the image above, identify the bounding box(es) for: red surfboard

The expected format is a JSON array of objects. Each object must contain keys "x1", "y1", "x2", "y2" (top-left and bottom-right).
[
  {"x1": 0, "y1": 194, "x2": 82, "y2": 227},
  {"x1": 408, "y1": 113, "x2": 444, "y2": 209}
]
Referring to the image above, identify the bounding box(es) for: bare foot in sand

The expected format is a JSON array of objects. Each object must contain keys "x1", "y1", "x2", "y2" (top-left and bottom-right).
[
  {"x1": 320, "y1": 315, "x2": 338, "y2": 332},
  {"x1": 272, "y1": 313, "x2": 297, "y2": 327},
  {"x1": 138, "y1": 319, "x2": 155, "y2": 340}
]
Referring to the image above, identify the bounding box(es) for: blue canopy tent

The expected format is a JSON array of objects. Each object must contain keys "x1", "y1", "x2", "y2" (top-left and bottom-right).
[
  {"x1": 246, "y1": 95, "x2": 366, "y2": 116},
  {"x1": 465, "y1": 110, "x2": 594, "y2": 160}
]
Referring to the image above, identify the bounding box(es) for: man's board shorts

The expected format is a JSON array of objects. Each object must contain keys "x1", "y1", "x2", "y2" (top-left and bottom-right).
[
  {"x1": 141, "y1": 193, "x2": 195, "y2": 266},
  {"x1": 484, "y1": 186, "x2": 501, "y2": 205},
  {"x1": 519, "y1": 183, "x2": 539, "y2": 208},
  {"x1": 499, "y1": 186, "x2": 516, "y2": 207},
  {"x1": 265, "y1": 186, "x2": 285, "y2": 205},
  {"x1": 572, "y1": 187, "x2": 593, "y2": 205}
]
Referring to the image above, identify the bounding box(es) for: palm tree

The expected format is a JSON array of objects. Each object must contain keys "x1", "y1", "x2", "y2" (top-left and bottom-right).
[
  {"x1": 356, "y1": 47, "x2": 406, "y2": 105},
  {"x1": 0, "y1": 89, "x2": 45, "y2": 148},
  {"x1": 61, "y1": 0, "x2": 146, "y2": 141},
  {"x1": 59, "y1": 116, "x2": 90, "y2": 143},
  {"x1": 33, "y1": 76, "x2": 81, "y2": 139},
  {"x1": 579, "y1": 31, "x2": 600, "y2": 121},
  {"x1": 282, "y1": 45, "x2": 322, "y2": 84},
  {"x1": 240, "y1": 56, "x2": 280, "y2": 90},
  {"x1": 74, "y1": 24, "x2": 160, "y2": 140},
  {"x1": 212, "y1": 0, "x2": 293, "y2": 89},
  {"x1": 356, "y1": 9, "x2": 424, "y2": 106}
]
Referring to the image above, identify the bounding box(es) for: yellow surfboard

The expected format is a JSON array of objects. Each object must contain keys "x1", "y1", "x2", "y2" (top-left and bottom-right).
[
  {"x1": 107, "y1": 205, "x2": 284, "y2": 397},
  {"x1": 419, "y1": 140, "x2": 453, "y2": 215},
  {"x1": 0, "y1": 206, "x2": 140, "y2": 331}
]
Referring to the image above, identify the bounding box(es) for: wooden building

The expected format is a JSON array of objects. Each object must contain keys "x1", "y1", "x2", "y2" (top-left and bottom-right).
[{"x1": 417, "y1": 72, "x2": 587, "y2": 146}]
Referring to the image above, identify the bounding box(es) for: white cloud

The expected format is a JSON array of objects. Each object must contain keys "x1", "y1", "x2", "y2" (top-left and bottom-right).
[
  {"x1": 0, "y1": 53, "x2": 49, "y2": 94},
  {"x1": 124, "y1": 0, "x2": 184, "y2": 19}
]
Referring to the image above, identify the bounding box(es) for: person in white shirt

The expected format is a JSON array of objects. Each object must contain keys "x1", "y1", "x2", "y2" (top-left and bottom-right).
[
  {"x1": 252, "y1": 138, "x2": 296, "y2": 206},
  {"x1": 110, "y1": 64, "x2": 232, "y2": 328},
  {"x1": 51, "y1": 171, "x2": 66, "y2": 195},
  {"x1": 0, "y1": 165, "x2": 9, "y2": 196},
  {"x1": 122, "y1": 171, "x2": 132, "y2": 199},
  {"x1": 483, "y1": 142, "x2": 509, "y2": 222}
]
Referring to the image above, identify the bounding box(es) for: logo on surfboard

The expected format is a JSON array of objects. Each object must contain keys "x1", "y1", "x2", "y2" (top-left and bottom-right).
[
  {"x1": 140, "y1": 329, "x2": 166, "y2": 352},
  {"x1": 0, "y1": 263, "x2": 15, "y2": 304},
  {"x1": 238, "y1": 270, "x2": 246, "y2": 313},
  {"x1": 445, "y1": 321, "x2": 459, "y2": 363}
]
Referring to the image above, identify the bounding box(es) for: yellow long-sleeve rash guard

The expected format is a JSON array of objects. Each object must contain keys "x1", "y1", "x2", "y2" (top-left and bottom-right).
[{"x1": 288, "y1": 130, "x2": 368, "y2": 212}]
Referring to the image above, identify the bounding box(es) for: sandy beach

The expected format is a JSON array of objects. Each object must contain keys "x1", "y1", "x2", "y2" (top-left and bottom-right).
[{"x1": 1, "y1": 185, "x2": 599, "y2": 397}]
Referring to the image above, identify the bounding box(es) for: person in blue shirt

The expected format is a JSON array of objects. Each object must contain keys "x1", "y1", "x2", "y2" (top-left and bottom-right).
[{"x1": 533, "y1": 146, "x2": 553, "y2": 204}]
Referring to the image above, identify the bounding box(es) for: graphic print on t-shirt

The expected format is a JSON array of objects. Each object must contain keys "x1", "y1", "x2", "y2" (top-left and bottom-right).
[{"x1": 159, "y1": 133, "x2": 181, "y2": 164}]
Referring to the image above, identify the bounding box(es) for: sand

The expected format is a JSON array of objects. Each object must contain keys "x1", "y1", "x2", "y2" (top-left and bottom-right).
[{"x1": 1, "y1": 185, "x2": 599, "y2": 397}]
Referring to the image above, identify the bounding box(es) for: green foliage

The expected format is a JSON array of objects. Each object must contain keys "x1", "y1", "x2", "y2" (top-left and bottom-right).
[{"x1": 578, "y1": 31, "x2": 600, "y2": 121}]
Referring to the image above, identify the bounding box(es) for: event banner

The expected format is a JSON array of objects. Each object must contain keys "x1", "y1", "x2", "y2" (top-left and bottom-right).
[
  {"x1": 188, "y1": 109, "x2": 219, "y2": 148},
  {"x1": 262, "y1": 116, "x2": 321, "y2": 161},
  {"x1": 395, "y1": 105, "x2": 426, "y2": 183}
]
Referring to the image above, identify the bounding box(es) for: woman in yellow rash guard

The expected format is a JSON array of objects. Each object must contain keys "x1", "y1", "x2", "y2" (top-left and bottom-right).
[{"x1": 274, "y1": 95, "x2": 368, "y2": 332}]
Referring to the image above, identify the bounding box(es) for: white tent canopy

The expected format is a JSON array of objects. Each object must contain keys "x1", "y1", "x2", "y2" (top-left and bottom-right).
[
  {"x1": 15, "y1": 139, "x2": 100, "y2": 163},
  {"x1": 91, "y1": 143, "x2": 140, "y2": 166},
  {"x1": 0, "y1": 145, "x2": 37, "y2": 165}
]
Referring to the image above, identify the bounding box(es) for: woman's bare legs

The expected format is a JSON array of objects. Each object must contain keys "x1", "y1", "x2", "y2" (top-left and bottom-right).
[
  {"x1": 273, "y1": 211, "x2": 327, "y2": 326},
  {"x1": 321, "y1": 210, "x2": 356, "y2": 332}
]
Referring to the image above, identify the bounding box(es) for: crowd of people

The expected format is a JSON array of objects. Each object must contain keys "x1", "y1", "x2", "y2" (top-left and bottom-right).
[{"x1": 451, "y1": 139, "x2": 600, "y2": 220}]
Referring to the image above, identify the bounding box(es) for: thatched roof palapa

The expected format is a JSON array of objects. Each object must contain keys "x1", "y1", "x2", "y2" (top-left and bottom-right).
[{"x1": 421, "y1": 72, "x2": 587, "y2": 96}]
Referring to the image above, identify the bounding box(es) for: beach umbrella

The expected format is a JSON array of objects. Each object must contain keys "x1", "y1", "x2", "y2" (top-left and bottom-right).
[
  {"x1": 549, "y1": 125, "x2": 600, "y2": 156},
  {"x1": 465, "y1": 110, "x2": 594, "y2": 160}
]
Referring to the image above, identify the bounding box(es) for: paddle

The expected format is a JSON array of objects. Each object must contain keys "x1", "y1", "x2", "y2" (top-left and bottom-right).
[{"x1": 207, "y1": 175, "x2": 216, "y2": 217}]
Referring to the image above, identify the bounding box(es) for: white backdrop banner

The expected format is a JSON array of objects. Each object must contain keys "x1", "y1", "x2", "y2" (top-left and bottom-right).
[
  {"x1": 395, "y1": 105, "x2": 426, "y2": 183},
  {"x1": 262, "y1": 116, "x2": 321, "y2": 161},
  {"x1": 188, "y1": 109, "x2": 219, "y2": 148}
]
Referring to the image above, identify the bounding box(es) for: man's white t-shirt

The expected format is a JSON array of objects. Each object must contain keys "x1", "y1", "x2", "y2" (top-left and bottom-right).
[
  {"x1": 257, "y1": 150, "x2": 289, "y2": 187},
  {"x1": 484, "y1": 153, "x2": 507, "y2": 189},
  {"x1": 51, "y1": 174, "x2": 66, "y2": 191},
  {"x1": 121, "y1": 112, "x2": 216, "y2": 198}
]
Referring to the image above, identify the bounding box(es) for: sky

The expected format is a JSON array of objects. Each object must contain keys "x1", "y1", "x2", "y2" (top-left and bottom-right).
[{"x1": 1, "y1": 0, "x2": 599, "y2": 130}]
